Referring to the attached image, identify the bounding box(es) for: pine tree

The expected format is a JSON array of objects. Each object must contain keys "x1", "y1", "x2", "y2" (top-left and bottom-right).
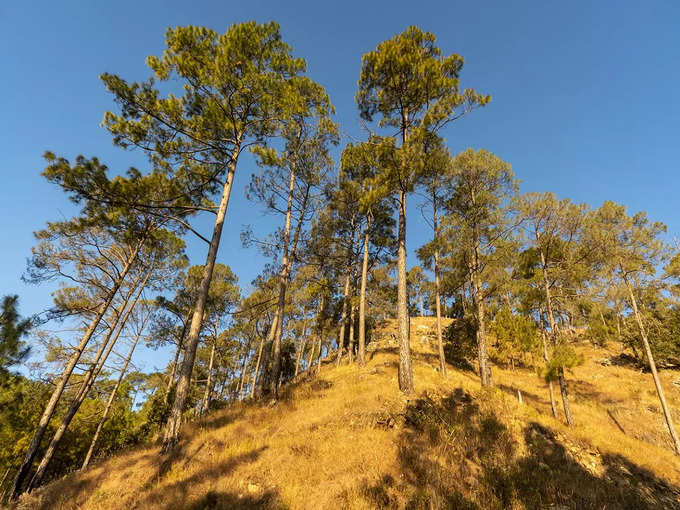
[
  {"x1": 356, "y1": 26, "x2": 489, "y2": 392},
  {"x1": 443, "y1": 148, "x2": 517, "y2": 387},
  {"x1": 589, "y1": 201, "x2": 680, "y2": 453}
]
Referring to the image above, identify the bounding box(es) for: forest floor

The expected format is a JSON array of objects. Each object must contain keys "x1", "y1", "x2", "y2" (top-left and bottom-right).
[{"x1": 17, "y1": 317, "x2": 680, "y2": 509}]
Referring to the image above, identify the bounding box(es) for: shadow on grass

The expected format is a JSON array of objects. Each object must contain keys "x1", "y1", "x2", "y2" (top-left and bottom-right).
[
  {"x1": 23, "y1": 449, "x2": 159, "y2": 510},
  {"x1": 141, "y1": 446, "x2": 269, "y2": 509},
  {"x1": 186, "y1": 489, "x2": 282, "y2": 509},
  {"x1": 198, "y1": 407, "x2": 248, "y2": 431},
  {"x1": 498, "y1": 383, "x2": 551, "y2": 410},
  {"x1": 608, "y1": 352, "x2": 645, "y2": 369},
  {"x1": 368, "y1": 346, "x2": 442, "y2": 364},
  {"x1": 569, "y1": 379, "x2": 626, "y2": 406},
  {"x1": 28, "y1": 442, "x2": 272, "y2": 510},
  {"x1": 363, "y1": 388, "x2": 680, "y2": 509}
]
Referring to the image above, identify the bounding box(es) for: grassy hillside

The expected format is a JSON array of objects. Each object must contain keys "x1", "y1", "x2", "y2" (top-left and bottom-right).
[{"x1": 17, "y1": 318, "x2": 680, "y2": 509}]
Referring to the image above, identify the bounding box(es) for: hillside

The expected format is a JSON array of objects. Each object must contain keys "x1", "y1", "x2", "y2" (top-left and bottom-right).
[{"x1": 17, "y1": 318, "x2": 680, "y2": 509}]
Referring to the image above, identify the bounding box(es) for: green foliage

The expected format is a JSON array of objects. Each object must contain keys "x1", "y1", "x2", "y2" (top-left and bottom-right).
[
  {"x1": 586, "y1": 318, "x2": 617, "y2": 347},
  {"x1": 442, "y1": 314, "x2": 478, "y2": 370},
  {"x1": 407, "y1": 266, "x2": 429, "y2": 316},
  {"x1": 0, "y1": 295, "x2": 31, "y2": 383},
  {"x1": 356, "y1": 27, "x2": 489, "y2": 199},
  {"x1": 584, "y1": 307, "x2": 618, "y2": 346},
  {"x1": 0, "y1": 376, "x2": 51, "y2": 488},
  {"x1": 99, "y1": 21, "x2": 319, "y2": 215},
  {"x1": 620, "y1": 303, "x2": 680, "y2": 366},
  {"x1": 542, "y1": 343, "x2": 584, "y2": 382},
  {"x1": 489, "y1": 306, "x2": 540, "y2": 366},
  {"x1": 442, "y1": 148, "x2": 519, "y2": 301},
  {"x1": 139, "y1": 384, "x2": 174, "y2": 435}
]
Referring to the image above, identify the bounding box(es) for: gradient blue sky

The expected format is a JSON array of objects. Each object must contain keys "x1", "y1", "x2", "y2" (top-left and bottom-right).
[{"x1": 2, "y1": 1, "x2": 679, "y2": 372}]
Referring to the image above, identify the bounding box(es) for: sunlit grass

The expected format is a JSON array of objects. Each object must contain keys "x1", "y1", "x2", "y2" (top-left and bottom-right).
[{"x1": 18, "y1": 318, "x2": 680, "y2": 509}]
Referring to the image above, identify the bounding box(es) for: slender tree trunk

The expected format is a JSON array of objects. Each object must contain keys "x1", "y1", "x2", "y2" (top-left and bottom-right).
[
  {"x1": 541, "y1": 329, "x2": 558, "y2": 418},
  {"x1": 614, "y1": 300, "x2": 623, "y2": 341},
  {"x1": 162, "y1": 143, "x2": 240, "y2": 453},
  {"x1": 625, "y1": 277, "x2": 680, "y2": 454},
  {"x1": 557, "y1": 367, "x2": 574, "y2": 425},
  {"x1": 397, "y1": 188, "x2": 413, "y2": 393},
  {"x1": 469, "y1": 207, "x2": 492, "y2": 387},
  {"x1": 30, "y1": 269, "x2": 149, "y2": 489},
  {"x1": 348, "y1": 303, "x2": 356, "y2": 364},
  {"x1": 269, "y1": 164, "x2": 310, "y2": 397},
  {"x1": 433, "y1": 219, "x2": 446, "y2": 375},
  {"x1": 272, "y1": 310, "x2": 284, "y2": 392},
  {"x1": 471, "y1": 269, "x2": 491, "y2": 386},
  {"x1": 269, "y1": 163, "x2": 296, "y2": 397},
  {"x1": 10, "y1": 239, "x2": 143, "y2": 498},
  {"x1": 251, "y1": 314, "x2": 274, "y2": 399},
  {"x1": 316, "y1": 295, "x2": 326, "y2": 374},
  {"x1": 237, "y1": 336, "x2": 253, "y2": 400},
  {"x1": 538, "y1": 244, "x2": 573, "y2": 425},
  {"x1": 201, "y1": 340, "x2": 216, "y2": 415},
  {"x1": 167, "y1": 342, "x2": 182, "y2": 394},
  {"x1": 599, "y1": 309, "x2": 607, "y2": 329},
  {"x1": 336, "y1": 268, "x2": 351, "y2": 367},
  {"x1": 316, "y1": 335, "x2": 324, "y2": 373},
  {"x1": 81, "y1": 308, "x2": 149, "y2": 470},
  {"x1": 305, "y1": 336, "x2": 316, "y2": 373},
  {"x1": 0, "y1": 466, "x2": 11, "y2": 503},
  {"x1": 269, "y1": 302, "x2": 285, "y2": 396},
  {"x1": 294, "y1": 312, "x2": 308, "y2": 377},
  {"x1": 166, "y1": 311, "x2": 191, "y2": 398},
  {"x1": 237, "y1": 362, "x2": 245, "y2": 398},
  {"x1": 358, "y1": 218, "x2": 370, "y2": 367}
]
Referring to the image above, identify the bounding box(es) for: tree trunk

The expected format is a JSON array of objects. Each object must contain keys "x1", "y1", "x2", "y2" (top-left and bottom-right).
[
  {"x1": 251, "y1": 314, "x2": 274, "y2": 399},
  {"x1": 294, "y1": 312, "x2": 308, "y2": 377},
  {"x1": 237, "y1": 336, "x2": 253, "y2": 400},
  {"x1": 10, "y1": 239, "x2": 143, "y2": 498},
  {"x1": 162, "y1": 143, "x2": 240, "y2": 453},
  {"x1": 541, "y1": 329, "x2": 558, "y2": 418},
  {"x1": 269, "y1": 163, "x2": 311, "y2": 397},
  {"x1": 538, "y1": 242, "x2": 573, "y2": 425},
  {"x1": 433, "y1": 249, "x2": 446, "y2": 376},
  {"x1": 397, "y1": 189, "x2": 413, "y2": 393},
  {"x1": 269, "y1": 162, "x2": 296, "y2": 398},
  {"x1": 557, "y1": 367, "x2": 574, "y2": 426},
  {"x1": 0, "y1": 466, "x2": 11, "y2": 503},
  {"x1": 166, "y1": 310, "x2": 191, "y2": 398},
  {"x1": 471, "y1": 269, "x2": 491, "y2": 386},
  {"x1": 81, "y1": 308, "x2": 149, "y2": 470},
  {"x1": 201, "y1": 340, "x2": 216, "y2": 415},
  {"x1": 271, "y1": 309, "x2": 284, "y2": 393},
  {"x1": 336, "y1": 268, "x2": 351, "y2": 367},
  {"x1": 167, "y1": 341, "x2": 182, "y2": 395},
  {"x1": 626, "y1": 277, "x2": 680, "y2": 454},
  {"x1": 358, "y1": 220, "x2": 370, "y2": 367},
  {"x1": 468, "y1": 187, "x2": 492, "y2": 387},
  {"x1": 348, "y1": 303, "x2": 356, "y2": 364},
  {"x1": 316, "y1": 295, "x2": 326, "y2": 374},
  {"x1": 305, "y1": 336, "x2": 316, "y2": 373},
  {"x1": 30, "y1": 269, "x2": 149, "y2": 489}
]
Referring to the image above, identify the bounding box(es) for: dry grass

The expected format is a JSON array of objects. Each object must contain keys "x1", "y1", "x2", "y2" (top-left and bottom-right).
[{"x1": 17, "y1": 318, "x2": 680, "y2": 509}]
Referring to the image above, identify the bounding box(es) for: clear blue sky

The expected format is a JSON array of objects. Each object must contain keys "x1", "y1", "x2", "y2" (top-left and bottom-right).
[{"x1": 2, "y1": 1, "x2": 679, "y2": 372}]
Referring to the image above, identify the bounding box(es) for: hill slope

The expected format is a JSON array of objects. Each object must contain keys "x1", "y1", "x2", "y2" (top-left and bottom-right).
[{"x1": 18, "y1": 318, "x2": 680, "y2": 509}]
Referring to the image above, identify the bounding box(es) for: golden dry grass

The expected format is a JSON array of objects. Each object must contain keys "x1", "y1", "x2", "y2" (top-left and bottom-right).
[{"x1": 17, "y1": 318, "x2": 680, "y2": 509}]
